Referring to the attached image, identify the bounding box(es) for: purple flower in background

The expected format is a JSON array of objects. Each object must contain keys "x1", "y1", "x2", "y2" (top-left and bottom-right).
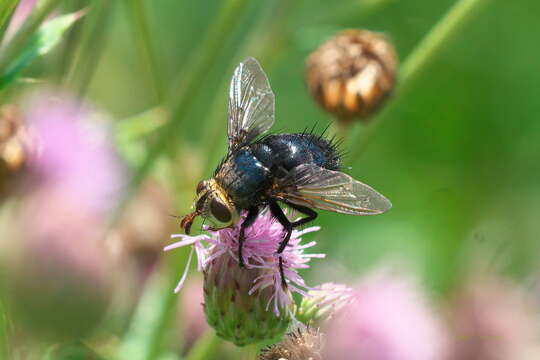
[
  {"x1": 177, "y1": 275, "x2": 209, "y2": 351},
  {"x1": 447, "y1": 274, "x2": 540, "y2": 360},
  {"x1": 323, "y1": 268, "x2": 448, "y2": 360},
  {"x1": 165, "y1": 209, "x2": 324, "y2": 314},
  {"x1": 25, "y1": 90, "x2": 125, "y2": 215},
  {"x1": 1, "y1": 89, "x2": 125, "y2": 339},
  {"x1": 4, "y1": 0, "x2": 39, "y2": 42}
]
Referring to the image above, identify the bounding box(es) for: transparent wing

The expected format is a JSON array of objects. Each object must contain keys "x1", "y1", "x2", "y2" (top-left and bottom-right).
[
  {"x1": 227, "y1": 57, "x2": 275, "y2": 154},
  {"x1": 275, "y1": 164, "x2": 392, "y2": 215}
]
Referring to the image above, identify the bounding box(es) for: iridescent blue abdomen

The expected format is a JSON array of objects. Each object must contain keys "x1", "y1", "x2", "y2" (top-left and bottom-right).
[{"x1": 216, "y1": 133, "x2": 341, "y2": 209}]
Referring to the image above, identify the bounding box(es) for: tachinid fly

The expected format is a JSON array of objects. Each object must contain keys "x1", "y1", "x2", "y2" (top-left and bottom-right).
[{"x1": 181, "y1": 57, "x2": 391, "y2": 283}]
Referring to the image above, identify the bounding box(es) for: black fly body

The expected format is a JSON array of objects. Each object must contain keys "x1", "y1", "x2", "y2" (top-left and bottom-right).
[{"x1": 181, "y1": 57, "x2": 391, "y2": 285}]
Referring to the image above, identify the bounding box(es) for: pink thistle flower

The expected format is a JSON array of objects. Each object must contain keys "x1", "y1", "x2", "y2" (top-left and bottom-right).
[
  {"x1": 1, "y1": 88, "x2": 125, "y2": 339},
  {"x1": 165, "y1": 209, "x2": 324, "y2": 315},
  {"x1": 323, "y1": 268, "x2": 448, "y2": 360}
]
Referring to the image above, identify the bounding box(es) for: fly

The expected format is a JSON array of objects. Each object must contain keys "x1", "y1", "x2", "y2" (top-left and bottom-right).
[{"x1": 181, "y1": 57, "x2": 391, "y2": 285}]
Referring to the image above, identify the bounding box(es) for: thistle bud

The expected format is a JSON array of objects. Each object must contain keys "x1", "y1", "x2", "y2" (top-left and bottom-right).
[
  {"x1": 305, "y1": 29, "x2": 398, "y2": 122},
  {"x1": 297, "y1": 282, "x2": 355, "y2": 325},
  {"x1": 203, "y1": 250, "x2": 292, "y2": 346},
  {"x1": 0, "y1": 105, "x2": 30, "y2": 197}
]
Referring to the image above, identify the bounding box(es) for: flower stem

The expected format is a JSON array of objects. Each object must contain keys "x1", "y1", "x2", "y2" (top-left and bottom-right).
[
  {"x1": 123, "y1": 0, "x2": 163, "y2": 103},
  {"x1": 242, "y1": 344, "x2": 259, "y2": 360},
  {"x1": 0, "y1": 0, "x2": 62, "y2": 73},
  {"x1": 118, "y1": 258, "x2": 187, "y2": 360},
  {"x1": 65, "y1": 0, "x2": 112, "y2": 97},
  {"x1": 120, "y1": 0, "x2": 251, "y2": 211},
  {"x1": 347, "y1": 0, "x2": 491, "y2": 164},
  {"x1": 0, "y1": 0, "x2": 19, "y2": 44},
  {"x1": 184, "y1": 330, "x2": 221, "y2": 360}
]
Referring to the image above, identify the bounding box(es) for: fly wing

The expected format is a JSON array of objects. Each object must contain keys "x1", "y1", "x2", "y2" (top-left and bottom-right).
[
  {"x1": 275, "y1": 164, "x2": 392, "y2": 215},
  {"x1": 227, "y1": 57, "x2": 275, "y2": 154}
]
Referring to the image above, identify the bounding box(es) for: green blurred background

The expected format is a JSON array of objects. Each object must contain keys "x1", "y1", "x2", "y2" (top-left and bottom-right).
[
  {"x1": 3, "y1": 0, "x2": 540, "y2": 357},
  {"x1": 81, "y1": 0, "x2": 540, "y2": 294}
]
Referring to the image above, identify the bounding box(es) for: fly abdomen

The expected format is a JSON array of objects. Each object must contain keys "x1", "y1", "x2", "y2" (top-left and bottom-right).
[{"x1": 251, "y1": 133, "x2": 341, "y2": 172}]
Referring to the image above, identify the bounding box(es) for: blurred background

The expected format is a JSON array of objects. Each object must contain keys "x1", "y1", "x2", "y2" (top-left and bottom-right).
[{"x1": 0, "y1": 0, "x2": 539, "y2": 359}]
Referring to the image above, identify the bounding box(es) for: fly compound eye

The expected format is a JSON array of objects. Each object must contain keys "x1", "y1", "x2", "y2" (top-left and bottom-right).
[
  {"x1": 210, "y1": 198, "x2": 231, "y2": 223},
  {"x1": 196, "y1": 180, "x2": 206, "y2": 194}
]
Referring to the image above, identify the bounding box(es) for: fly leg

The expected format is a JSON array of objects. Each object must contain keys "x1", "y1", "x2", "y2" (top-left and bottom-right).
[
  {"x1": 238, "y1": 207, "x2": 259, "y2": 267},
  {"x1": 269, "y1": 200, "x2": 318, "y2": 286}
]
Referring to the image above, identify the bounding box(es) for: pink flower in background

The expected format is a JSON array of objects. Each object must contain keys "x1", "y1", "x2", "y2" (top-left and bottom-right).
[
  {"x1": 2, "y1": 88, "x2": 125, "y2": 339},
  {"x1": 4, "y1": 0, "x2": 39, "y2": 42},
  {"x1": 447, "y1": 274, "x2": 540, "y2": 360},
  {"x1": 165, "y1": 209, "x2": 324, "y2": 315},
  {"x1": 178, "y1": 276, "x2": 208, "y2": 350},
  {"x1": 323, "y1": 268, "x2": 447, "y2": 360},
  {"x1": 25, "y1": 90, "x2": 125, "y2": 216}
]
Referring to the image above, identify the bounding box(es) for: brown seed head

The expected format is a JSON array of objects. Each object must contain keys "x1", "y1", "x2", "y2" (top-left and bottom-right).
[
  {"x1": 0, "y1": 105, "x2": 30, "y2": 197},
  {"x1": 306, "y1": 29, "x2": 398, "y2": 122},
  {"x1": 259, "y1": 326, "x2": 324, "y2": 360}
]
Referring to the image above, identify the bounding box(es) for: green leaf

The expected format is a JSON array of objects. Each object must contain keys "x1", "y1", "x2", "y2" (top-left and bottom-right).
[
  {"x1": 0, "y1": 0, "x2": 20, "y2": 43},
  {"x1": 0, "y1": 11, "x2": 83, "y2": 90},
  {"x1": 42, "y1": 341, "x2": 107, "y2": 360}
]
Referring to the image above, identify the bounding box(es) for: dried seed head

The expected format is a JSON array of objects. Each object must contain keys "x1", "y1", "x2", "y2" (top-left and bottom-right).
[
  {"x1": 0, "y1": 105, "x2": 30, "y2": 197},
  {"x1": 306, "y1": 29, "x2": 398, "y2": 122},
  {"x1": 259, "y1": 325, "x2": 323, "y2": 360}
]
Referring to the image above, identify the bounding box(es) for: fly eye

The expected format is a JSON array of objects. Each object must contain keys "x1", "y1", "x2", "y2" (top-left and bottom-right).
[
  {"x1": 196, "y1": 181, "x2": 205, "y2": 194},
  {"x1": 210, "y1": 199, "x2": 231, "y2": 223}
]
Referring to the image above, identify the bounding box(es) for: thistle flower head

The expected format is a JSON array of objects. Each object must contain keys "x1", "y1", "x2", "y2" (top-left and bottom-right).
[
  {"x1": 322, "y1": 268, "x2": 447, "y2": 360},
  {"x1": 165, "y1": 209, "x2": 324, "y2": 345},
  {"x1": 297, "y1": 282, "x2": 356, "y2": 325}
]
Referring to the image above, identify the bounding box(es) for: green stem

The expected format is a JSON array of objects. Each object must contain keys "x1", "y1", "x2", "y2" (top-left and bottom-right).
[
  {"x1": 118, "y1": 262, "x2": 185, "y2": 360},
  {"x1": 0, "y1": 0, "x2": 61, "y2": 72},
  {"x1": 119, "y1": 0, "x2": 252, "y2": 212},
  {"x1": 314, "y1": 0, "x2": 396, "y2": 24},
  {"x1": 65, "y1": 0, "x2": 112, "y2": 97},
  {"x1": 184, "y1": 331, "x2": 221, "y2": 360},
  {"x1": 0, "y1": 0, "x2": 19, "y2": 44},
  {"x1": 241, "y1": 344, "x2": 258, "y2": 360},
  {"x1": 200, "y1": 0, "x2": 298, "y2": 175},
  {"x1": 348, "y1": 0, "x2": 491, "y2": 164},
  {"x1": 123, "y1": 0, "x2": 163, "y2": 103}
]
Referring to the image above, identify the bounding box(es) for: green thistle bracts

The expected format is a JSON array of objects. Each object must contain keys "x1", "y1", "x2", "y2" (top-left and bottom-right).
[{"x1": 203, "y1": 252, "x2": 292, "y2": 346}]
